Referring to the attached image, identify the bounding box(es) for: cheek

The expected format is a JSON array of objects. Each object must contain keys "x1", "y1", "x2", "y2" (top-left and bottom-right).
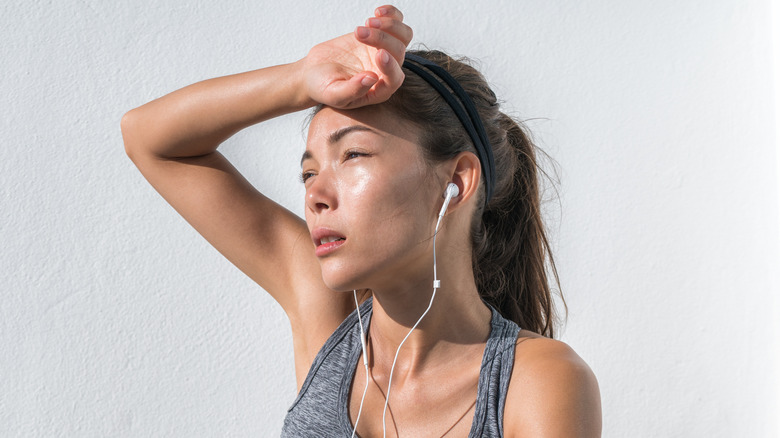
[
  {"x1": 353, "y1": 169, "x2": 436, "y2": 253},
  {"x1": 350, "y1": 163, "x2": 431, "y2": 221},
  {"x1": 386, "y1": 164, "x2": 435, "y2": 220},
  {"x1": 339, "y1": 165, "x2": 374, "y2": 204}
]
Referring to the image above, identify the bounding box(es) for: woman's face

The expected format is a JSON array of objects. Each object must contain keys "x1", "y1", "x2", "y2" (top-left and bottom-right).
[{"x1": 302, "y1": 106, "x2": 442, "y2": 292}]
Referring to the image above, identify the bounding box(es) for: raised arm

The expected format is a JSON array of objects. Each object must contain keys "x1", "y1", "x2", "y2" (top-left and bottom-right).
[
  {"x1": 121, "y1": 5, "x2": 412, "y2": 381},
  {"x1": 120, "y1": 61, "x2": 320, "y2": 310}
]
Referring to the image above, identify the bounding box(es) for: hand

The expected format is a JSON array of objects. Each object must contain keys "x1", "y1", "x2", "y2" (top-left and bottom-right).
[{"x1": 300, "y1": 5, "x2": 413, "y2": 109}]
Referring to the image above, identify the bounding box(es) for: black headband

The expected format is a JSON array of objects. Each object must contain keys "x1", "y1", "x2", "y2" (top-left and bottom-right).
[{"x1": 402, "y1": 53, "x2": 496, "y2": 203}]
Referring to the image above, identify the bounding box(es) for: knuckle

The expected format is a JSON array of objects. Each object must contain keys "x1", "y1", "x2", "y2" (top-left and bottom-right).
[{"x1": 384, "y1": 5, "x2": 402, "y2": 19}]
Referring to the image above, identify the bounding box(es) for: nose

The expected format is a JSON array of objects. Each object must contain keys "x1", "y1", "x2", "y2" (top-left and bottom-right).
[{"x1": 305, "y1": 171, "x2": 338, "y2": 214}]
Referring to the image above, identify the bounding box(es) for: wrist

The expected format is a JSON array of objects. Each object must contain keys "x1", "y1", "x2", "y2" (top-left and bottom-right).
[{"x1": 286, "y1": 59, "x2": 318, "y2": 111}]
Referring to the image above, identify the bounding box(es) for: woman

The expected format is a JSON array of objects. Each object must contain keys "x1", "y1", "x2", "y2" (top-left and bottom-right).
[{"x1": 121, "y1": 5, "x2": 601, "y2": 437}]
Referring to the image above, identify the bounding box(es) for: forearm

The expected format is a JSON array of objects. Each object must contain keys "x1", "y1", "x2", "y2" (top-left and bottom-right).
[{"x1": 121, "y1": 60, "x2": 313, "y2": 159}]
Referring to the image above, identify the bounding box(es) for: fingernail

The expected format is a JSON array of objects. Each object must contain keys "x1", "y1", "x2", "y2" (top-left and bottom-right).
[
  {"x1": 361, "y1": 75, "x2": 376, "y2": 87},
  {"x1": 356, "y1": 26, "x2": 370, "y2": 38},
  {"x1": 376, "y1": 7, "x2": 388, "y2": 16},
  {"x1": 381, "y1": 50, "x2": 390, "y2": 64},
  {"x1": 368, "y1": 18, "x2": 381, "y2": 28}
]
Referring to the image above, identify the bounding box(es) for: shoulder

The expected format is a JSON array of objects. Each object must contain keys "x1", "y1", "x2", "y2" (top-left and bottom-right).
[{"x1": 503, "y1": 330, "x2": 602, "y2": 437}]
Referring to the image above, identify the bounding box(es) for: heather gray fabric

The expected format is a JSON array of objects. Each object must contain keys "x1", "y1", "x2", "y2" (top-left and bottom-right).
[{"x1": 281, "y1": 297, "x2": 521, "y2": 437}]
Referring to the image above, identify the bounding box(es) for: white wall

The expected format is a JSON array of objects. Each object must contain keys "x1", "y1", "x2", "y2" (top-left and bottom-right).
[
  {"x1": 1, "y1": 0, "x2": 777, "y2": 436},
  {"x1": 774, "y1": 0, "x2": 780, "y2": 433}
]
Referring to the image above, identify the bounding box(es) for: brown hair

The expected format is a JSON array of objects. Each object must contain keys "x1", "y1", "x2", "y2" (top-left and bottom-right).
[{"x1": 383, "y1": 49, "x2": 565, "y2": 337}]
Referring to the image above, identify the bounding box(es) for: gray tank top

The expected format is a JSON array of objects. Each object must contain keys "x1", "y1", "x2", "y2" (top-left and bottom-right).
[{"x1": 281, "y1": 297, "x2": 521, "y2": 437}]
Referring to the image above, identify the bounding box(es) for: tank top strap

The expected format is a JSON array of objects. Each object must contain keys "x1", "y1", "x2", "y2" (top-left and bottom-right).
[
  {"x1": 283, "y1": 297, "x2": 520, "y2": 437},
  {"x1": 285, "y1": 297, "x2": 373, "y2": 416},
  {"x1": 468, "y1": 303, "x2": 521, "y2": 438}
]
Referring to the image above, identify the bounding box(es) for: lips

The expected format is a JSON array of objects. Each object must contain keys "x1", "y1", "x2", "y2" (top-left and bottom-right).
[{"x1": 311, "y1": 227, "x2": 347, "y2": 257}]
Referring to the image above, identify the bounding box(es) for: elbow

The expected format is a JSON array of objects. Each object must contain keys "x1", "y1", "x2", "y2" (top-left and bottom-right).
[{"x1": 120, "y1": 109, "x2": 141, "y2": 161}]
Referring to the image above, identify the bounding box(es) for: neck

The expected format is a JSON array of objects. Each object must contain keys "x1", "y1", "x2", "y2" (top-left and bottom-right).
[{"x1": 363, "y1": 240, "x2": 492, "y2": 380}]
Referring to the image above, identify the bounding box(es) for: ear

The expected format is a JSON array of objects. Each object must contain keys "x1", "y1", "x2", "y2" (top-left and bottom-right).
[{"x1": 443, "y1": 151, "x2": 481, "y2": 213}]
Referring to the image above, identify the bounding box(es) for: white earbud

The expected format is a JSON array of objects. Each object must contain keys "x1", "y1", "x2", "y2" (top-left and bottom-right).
[
  {"x1": 446, "y1": 182, "x2": 460, "y2": 197},
  {"x1": 432, "y1": 182, "x2": 458, "y2": 290},
  {"x1": 438, "y1": 182, "x2": 460, "y2": 219}
]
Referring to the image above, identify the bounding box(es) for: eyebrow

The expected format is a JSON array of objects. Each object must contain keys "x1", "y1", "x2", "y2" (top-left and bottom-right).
[{"x1": 300, "y1": 125, "x2": 380, "y2": 166}]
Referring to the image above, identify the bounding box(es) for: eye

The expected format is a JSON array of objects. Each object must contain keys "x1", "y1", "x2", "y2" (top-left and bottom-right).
[
  {"x1": 343, "y1": 149, "x2": 369, "y2": 161},
  {"x1": 299, "y1": 171, "x2": 315, "y2": 183}
]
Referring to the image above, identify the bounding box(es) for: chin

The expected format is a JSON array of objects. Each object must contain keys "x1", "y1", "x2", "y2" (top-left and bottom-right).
[
  {"x1": 322, "y1": 277, "x2": 365, "y2": 294},
  {"x1": 318, "y1": 259, "x2": 366, "y2": 292}
]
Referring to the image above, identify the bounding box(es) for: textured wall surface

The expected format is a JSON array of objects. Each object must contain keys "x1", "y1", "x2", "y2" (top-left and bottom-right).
[{"x1": 1, "y1": 0, "x2": 777, "y2": 436}]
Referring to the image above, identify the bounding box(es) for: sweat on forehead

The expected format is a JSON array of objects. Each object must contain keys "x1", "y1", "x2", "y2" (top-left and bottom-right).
[{"x1": 306, "y1": 105, "x2": 421, "y2": 147}]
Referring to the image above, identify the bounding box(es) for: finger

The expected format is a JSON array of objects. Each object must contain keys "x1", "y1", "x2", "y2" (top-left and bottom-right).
[
  {"x1": 324, "y1": 72, "x2": 379, "y2": 108},
  {"x1": 354, "y1": 26, "x2": 407, "y2": 64},
  {"x1": 374, "y1": 5, "x2": 403, "y2": 22},
  {"x1": 365, "y1": 16, "x2": 413, "y2": 47},
  {"x1": 368, "y1": 49, "x2": 405, "y2": 101}
]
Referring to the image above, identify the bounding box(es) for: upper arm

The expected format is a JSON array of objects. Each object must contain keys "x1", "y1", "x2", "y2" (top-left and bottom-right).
[
  {"x1": 122, "y1": 124, "x2": 353, "y2": 368},
  {"x1": 126, "y1": 148, "x2": 318, "y2": 307},
  {"x1": 504, "y1": 335, "x2": 602, "y2": 437}
]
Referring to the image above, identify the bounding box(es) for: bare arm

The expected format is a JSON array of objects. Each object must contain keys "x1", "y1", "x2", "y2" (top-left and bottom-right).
[
  {"x1": 121, "y1": 62, "x2": 318, "y2": 305},
  {"x1": 121, "y1": 63, "x2": 349, "y2": 381},
  {"x1": 121, "y1": 5, "x2": 412, "y2": 383},
  {"x1": 122, "y1": 63, "x2": 311, "y2": 158}
]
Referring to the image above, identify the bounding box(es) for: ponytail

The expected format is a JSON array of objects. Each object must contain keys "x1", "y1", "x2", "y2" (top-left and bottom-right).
[
  {"x1": 384, "y1": 50, "x2": 565, "y2": 337},
  {"x1": 472, "y1": 113, "x2": 563, "y2": 337}
]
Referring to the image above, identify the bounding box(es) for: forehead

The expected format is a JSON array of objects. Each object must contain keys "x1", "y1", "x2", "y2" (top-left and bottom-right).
[{"x1": 306, "y1": 105, "x2": 420, "y2": 148}]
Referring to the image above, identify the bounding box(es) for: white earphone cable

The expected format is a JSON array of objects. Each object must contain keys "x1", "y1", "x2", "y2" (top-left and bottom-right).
[
  {"x1": 353, "y1": 183, "x2": 456, "y2": 438},
  {"x1": 381, "y1": 207, "x2": 447, "y2": 437},
  {"x1": 351, "y1": 290, "x2": 371, "y2": 438}
]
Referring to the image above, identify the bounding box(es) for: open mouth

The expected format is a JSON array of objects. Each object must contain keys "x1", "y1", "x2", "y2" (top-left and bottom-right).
[
  {"x1": 314, "y1": 234, "x2": 346, "y2": 257},
  {"x1": 311, "y1": 228, "x2": 347, "y2": 256},
  {"x1": 319, "y1": 236, "x2": 346, "y2": 246}
]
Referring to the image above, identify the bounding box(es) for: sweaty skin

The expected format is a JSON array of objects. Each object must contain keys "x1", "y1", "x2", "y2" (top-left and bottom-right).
[
  {"x1": 121, "y1": 4, "x2": 601, "y2": 436},
  {"x1": 303, "y1": 106, "x2": 438, "y2": 293}
]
